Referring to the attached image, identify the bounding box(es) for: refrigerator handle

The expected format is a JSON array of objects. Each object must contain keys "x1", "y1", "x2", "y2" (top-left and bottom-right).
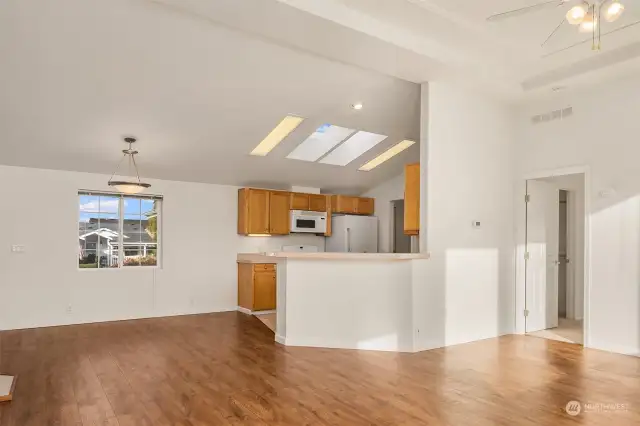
[{"x1": 346, "y1": 227, "x2": 351, "y2": 252}]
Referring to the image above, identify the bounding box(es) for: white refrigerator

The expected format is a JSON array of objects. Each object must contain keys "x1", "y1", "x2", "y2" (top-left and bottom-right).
[{"x1": 325, "y1": 215, "x2": 378, "y2": 253}]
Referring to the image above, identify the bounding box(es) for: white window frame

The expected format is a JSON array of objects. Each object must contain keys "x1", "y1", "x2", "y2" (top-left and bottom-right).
[{"x1": 78, "y1": 190, "x2": 163, "y2": 270}]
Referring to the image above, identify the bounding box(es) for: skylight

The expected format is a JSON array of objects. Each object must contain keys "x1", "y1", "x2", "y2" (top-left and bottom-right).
[
  {"x1": 359, "y1": 140, "x2": 416, "y2": 171},
  {"x1": 319, "y1": 131, "x2": 387, "y2": 166},
  {"x1": 250, "y1": 115, "x2": 304, "y2": 156},
  {"x1": 286, "y1": 124, "x2": 354, "y2": 162}
]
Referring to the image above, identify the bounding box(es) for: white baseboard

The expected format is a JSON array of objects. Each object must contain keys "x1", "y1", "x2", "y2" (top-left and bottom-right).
[
  {"x1": 1, "y1": 307, "x2": 239, "y2": 331},
  {"x1": 282, "y1": 336, "x2": 413, "y2": 352},
  {"x1": 253, "y1": 309, "x2": 276, "y2": 316},
  {"x1": 587, "y1": 341, "x2": 640, "y2": 358},
  {"x1": 275, "y1": 334, "x2": 286, "y2": 345},
  {"x1": 236, "y1": 306, "x2": 252, "y2": 315}
]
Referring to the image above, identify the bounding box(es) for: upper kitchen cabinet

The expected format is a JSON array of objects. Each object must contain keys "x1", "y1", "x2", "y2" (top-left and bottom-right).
[
  {"x1": 356, "y1": 197, "x2": 374, "y2": 215},
  {"x1": 238, "y1": 188, "x2": 290, "y2": 235},
  {"x1": 331, "y1": 195, "x2": 374, "y2": 215},
  {"x1": 404, "y1": 163, "x2": 420, "y2": 235},
  {"x1": 290, "y1": 192, "x2": 328, "y2": 212},
  {"x1": 309, "y1": 194, "x2": 327, "y2": 212},
  {"x1": 290, "y1": 193, "x2": 310, "y2": 210},
  {"x1": 269, "y1": 191, "x2": 290, "y2": 235}
]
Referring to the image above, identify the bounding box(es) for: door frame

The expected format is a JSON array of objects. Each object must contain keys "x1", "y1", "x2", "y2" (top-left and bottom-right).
[{"x1": 515, "y1": 165, "x2": 591, "y2": 347}]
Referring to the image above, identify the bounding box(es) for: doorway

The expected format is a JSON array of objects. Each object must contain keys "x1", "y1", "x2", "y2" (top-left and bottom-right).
[
  {"x1": 391, "y1": 200, "x2": 411, "y2": 253},
  {"x1": 525, "y1": 173, "x2": 586, "y2": 345}
]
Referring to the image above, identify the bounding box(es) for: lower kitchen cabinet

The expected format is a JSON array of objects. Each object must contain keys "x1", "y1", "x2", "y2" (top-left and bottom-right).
[{"x1": 238, "y1": 263, "x2": 277, "y2": 311}]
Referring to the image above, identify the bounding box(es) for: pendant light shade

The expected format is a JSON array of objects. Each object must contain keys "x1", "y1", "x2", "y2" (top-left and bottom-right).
[{"x1": 108, "y1": 137, "x2": 151, "y2": 194}]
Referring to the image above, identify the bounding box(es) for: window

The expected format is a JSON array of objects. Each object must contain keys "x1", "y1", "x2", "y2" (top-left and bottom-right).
[{"x1": 78, "y1": 191, "x2": 162, "y2": 269}]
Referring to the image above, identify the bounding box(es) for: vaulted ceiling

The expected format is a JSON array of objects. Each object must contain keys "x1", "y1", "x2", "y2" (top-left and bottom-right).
[
  {"x1": 3, "y1": 0, "x2": 635, "y2": 194},
  {"x1": 0, "y1": 0, "x2": 420, "y2": 194}
]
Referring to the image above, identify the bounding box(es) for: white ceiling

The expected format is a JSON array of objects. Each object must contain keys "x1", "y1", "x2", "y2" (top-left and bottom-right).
[
  {"x1": 0, "y1": 0, "x2": 421, "y2": 194},
  {"x1": 278, "y1": 0, "x2": 640, "y2": 100}
]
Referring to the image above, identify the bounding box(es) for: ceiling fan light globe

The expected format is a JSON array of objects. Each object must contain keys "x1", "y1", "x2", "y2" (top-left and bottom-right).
[
  {"x1": 566, "y1": 5, "x2": 587, "y2": 25},
  {"x1": 604, "y1": 1, "x2": 624, "y2": 22},
  {"x1": 579, "y1": 20, "x2": 596, "y2": 33},
  {"x1": 578, "y1": 10, "x2": 597, "y2": 33}
]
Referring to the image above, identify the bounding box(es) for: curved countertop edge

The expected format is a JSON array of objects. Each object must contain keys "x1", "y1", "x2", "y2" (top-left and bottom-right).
[{"x1": 237, "y1": 252, "x2": 430, "y2": 263}]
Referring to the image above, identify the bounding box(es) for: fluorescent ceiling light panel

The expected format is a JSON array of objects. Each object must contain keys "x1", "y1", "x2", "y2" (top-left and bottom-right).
[
  {"x1": 359, "y1": 140, "x2": 416, "y2": 171},
  {"x1": 320, "y1": 131, "x2": 387, "y2": 166},
  {"x1": 251, "y1": 115, "x2": 304, "y2": 156},
  {"x1": 286, "y1": 124, "x2": 354, "y2": 162}
]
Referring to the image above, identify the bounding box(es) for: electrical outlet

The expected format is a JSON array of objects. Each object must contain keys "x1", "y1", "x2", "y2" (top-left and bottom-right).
[
  {"x1": 11, "y1": 245, "x2": 26, "y2": 253},
  {"x1": 66, "y1": 305, "x2": 72, "y2": 314}
]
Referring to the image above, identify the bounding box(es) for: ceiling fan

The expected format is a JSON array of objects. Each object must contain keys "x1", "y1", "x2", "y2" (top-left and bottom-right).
[{"x1": 487, "y1": 0, "x2": 628, "y2": 50}]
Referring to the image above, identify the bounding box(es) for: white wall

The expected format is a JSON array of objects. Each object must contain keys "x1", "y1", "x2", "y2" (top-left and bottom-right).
[
  {"x1": 518, "y1": 75, "x2": 640, "y2": 356},
  {"x1": 361, "y1": 174, "x2": 405, "y2": 253},
  {"x1": 0, "y1": 165, "x2": 323, "y2": 330},
  {"x1": 281, "y1": 258, "x2": 414, "y2": 352},
  {"x1": 413, "y1": 82, "x2": 516, "y2": 350}
]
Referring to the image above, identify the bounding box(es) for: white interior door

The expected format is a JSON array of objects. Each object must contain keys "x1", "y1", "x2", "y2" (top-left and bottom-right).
[{"x1": 526, "y1": 180, "x2": 560, "y2": 333}]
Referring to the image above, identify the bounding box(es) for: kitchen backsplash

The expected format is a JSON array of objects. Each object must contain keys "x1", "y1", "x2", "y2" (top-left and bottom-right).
[{"x1": 237, "y1": 233, "x2": 326, "y2": 253}]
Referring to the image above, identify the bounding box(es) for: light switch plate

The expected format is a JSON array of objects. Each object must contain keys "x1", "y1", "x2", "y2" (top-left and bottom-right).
[{"x1": 11, "y1": 245, "x2": 26, "y2": 253}]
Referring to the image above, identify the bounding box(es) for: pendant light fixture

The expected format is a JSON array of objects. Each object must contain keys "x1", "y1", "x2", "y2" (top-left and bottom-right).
[{"x1": 108, "y1": 137, "x2": 151, "y2": 194}]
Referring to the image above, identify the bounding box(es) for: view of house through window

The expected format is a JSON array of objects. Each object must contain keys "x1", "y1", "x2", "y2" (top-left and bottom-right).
[{"x1": 78, "y1": 192, "x2": 161, "y2": 268}]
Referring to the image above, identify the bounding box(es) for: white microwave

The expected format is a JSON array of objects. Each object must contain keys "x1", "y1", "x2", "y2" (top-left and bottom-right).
[{"x1": 290, "y1": 210, "x2": 327, "y2": 233}]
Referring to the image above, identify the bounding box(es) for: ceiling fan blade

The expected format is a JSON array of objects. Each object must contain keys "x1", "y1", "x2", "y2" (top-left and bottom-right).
[
  {"x1": 487, "y1": 0, "x2": 565, "y2": 22},
  {"x1": 541, "y1": 17, "x2": 566, "y2": 47}
]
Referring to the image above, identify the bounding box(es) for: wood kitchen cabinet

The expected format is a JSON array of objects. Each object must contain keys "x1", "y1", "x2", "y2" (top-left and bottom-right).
[
  {"x1": 269, "y1": 191, "x2": 290, "y2": 235},
  {"x1": 290, "y1": 193, "x2": 310, "y2": 210},
  {"x1": 238, "y1": 263, "x2": 276, "y2": 312},
  {"x1": 356, "y1": 197, "x2": 375, "y2": 215},
  {"x1": 404, "y1": 163, "x2": 420, "y2": 235},
  {"x1": 290, "y1": 192, "x2": 328, "y2": 212},
  {"x1": 238, "y1": 188, "x2": 290, "y2": 235},
  {"x1": 309, "y1": 194, "x2": 327, "y2": 212},
  {"x1": 331, "y1": 195, "x2": 375, "y2": 215}
]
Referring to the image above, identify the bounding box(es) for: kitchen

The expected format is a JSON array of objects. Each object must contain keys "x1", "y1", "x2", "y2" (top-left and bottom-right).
[{"x1": 237, "y1": 162, "x2": 425, "y2": 351}]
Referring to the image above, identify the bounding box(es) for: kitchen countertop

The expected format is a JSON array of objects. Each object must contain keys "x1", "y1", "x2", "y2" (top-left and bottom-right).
[{"x1": 237, "y1": 252, "x2": 429, "y2": 263}]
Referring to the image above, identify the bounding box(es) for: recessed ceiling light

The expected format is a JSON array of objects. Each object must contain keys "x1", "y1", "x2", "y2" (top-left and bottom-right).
[
  {"x1": 359, "y1": 140, "x2": 416, "y2": 171},
  {"x1": 351, "y1": 103, "x2": 363, "y2": 110},
  {"x1": 286, "y1": 124, "x2": 354, "y2": 162},
  {"x1": 320, "y1": 131, "x2": 387, "y2": 166},
  {"x1": 250, "y1": 115, "x2": 304, "y2": 156}
]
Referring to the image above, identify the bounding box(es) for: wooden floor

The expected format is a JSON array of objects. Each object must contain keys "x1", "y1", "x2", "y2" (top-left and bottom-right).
[
  {"x1": 1, "y1": 313, "x2": 639, "y2": 425},
  {"x1": 528, "y1": 318, "x2": 584, "y2": 345},
  {"x1": 255, "y1": 313, "x2": 276, "y2": 333}
]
